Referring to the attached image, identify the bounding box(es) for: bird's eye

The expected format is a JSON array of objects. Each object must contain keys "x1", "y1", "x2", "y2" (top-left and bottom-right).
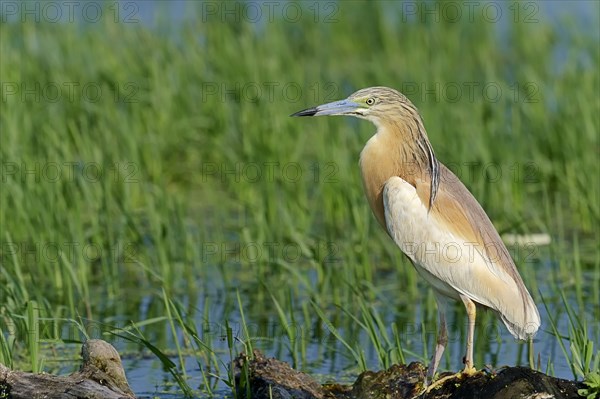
[{"x1": 366, "y1": 98, "x2": 375, "y2": 105}]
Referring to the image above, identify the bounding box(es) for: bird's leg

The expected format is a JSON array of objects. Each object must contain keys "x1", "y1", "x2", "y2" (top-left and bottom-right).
[
  {"x1": 426, "y1": 296, "x2": 448, "y2": 385},
  {"x1": 424, "y1": 295, "x2": 478, "y2": 393},
  {"x1": 460, "y1": 294, "x2": 477, "y2": 375}
]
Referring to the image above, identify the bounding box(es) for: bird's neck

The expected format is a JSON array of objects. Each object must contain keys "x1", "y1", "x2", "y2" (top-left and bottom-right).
[{"x1": 359, "y1": 119, "x2": 434, "y2": 229}]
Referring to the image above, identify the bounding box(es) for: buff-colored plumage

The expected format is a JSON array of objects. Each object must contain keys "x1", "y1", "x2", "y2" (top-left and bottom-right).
[{"x1": 292, "y1": 86, "x2": 540, "y2": 383}]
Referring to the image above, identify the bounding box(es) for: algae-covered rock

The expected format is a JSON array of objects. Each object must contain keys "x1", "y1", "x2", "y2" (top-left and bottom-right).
[{"x1": 234, "y1": 350, "x2": 584, "y2": 399}]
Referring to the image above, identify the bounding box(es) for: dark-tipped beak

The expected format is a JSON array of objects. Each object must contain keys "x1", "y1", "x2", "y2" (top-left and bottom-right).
[
  {"x1": 290, "y1": 99, "x2": 361, "y2": 117},
  {"x1": 290, "y1": 107, "x2": 318, "y2": 117}
]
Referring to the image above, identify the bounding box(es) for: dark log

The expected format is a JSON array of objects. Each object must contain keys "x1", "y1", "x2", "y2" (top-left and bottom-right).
[
  {"x1": 0, "y1": 339, "x2": 135, "y2": 399},
  {"x1": 234, "y1": 350, "x2": 584, "y2": 399}
]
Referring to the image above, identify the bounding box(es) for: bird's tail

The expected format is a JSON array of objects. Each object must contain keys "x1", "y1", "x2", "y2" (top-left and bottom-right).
[{"x1": 500, "y1": 289, "x2": 541, "y2": 340}]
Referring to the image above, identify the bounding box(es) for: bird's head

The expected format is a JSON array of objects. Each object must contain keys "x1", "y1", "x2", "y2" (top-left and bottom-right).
[
  {"x1": 292, "y1": 85, "x2": 439, "y2": 208},
  {"x1": 291, "y1": 86, "x2": 415, "y2": 125}
]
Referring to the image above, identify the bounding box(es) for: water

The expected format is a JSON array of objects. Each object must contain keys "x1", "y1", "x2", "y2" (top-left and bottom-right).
[{"x1": 105, "y1": 259, "x2": 594, "y2": 397}]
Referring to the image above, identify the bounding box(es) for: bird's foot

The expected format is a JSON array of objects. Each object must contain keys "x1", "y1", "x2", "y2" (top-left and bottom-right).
[
  {"x1": 423, "y1": 373, "x2": 456, "y2": 393},
  {"x1": 422, "y1": 367, "x2": 478, "y2": 394}
]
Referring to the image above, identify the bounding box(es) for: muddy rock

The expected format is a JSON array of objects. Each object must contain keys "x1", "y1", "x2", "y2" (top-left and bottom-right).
[
  {"x1": 234, "y1": 350, "x2": 584, "y2": 399},
  {"x1": 0, "y1": 339, "x2": 135, "y2": 399}
]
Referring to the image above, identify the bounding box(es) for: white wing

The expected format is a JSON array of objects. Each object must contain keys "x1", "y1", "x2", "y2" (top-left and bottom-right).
[{"x1": 382, "y1": 176, "x2": 540, "y2": 339}]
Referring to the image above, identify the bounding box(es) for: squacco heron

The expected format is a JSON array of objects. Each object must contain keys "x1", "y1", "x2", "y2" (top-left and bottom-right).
[{"x1": 292, "y1": 86, "x2": 540, "y2": 382}]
